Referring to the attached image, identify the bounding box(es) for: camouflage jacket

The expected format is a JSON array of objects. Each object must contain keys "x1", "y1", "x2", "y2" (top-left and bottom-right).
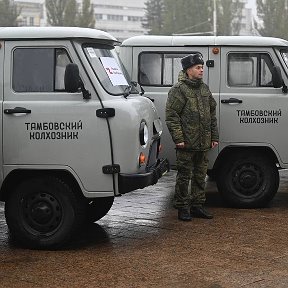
[{"x1": 165, "y1": 71, "x2": 219, "y2": 151}]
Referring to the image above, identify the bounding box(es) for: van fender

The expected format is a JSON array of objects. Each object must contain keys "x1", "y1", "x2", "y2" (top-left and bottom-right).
[
  {"x1": 0, "y1": 165, "x2": 114, "y2": 201},
  {"x1": 213, "y1": 143, "x2": 280, "y2": 172}
]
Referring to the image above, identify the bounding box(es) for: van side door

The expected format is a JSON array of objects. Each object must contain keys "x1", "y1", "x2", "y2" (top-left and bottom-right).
[
  {"x1": 3, "y1": 41, "x2": 113, "y2": 195},
  {"x1": 220, "y1": 47, "x2": 288, "y2": 164}
]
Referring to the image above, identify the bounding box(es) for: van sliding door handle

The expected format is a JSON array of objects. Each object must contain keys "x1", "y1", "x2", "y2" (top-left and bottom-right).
[
  {"x1": 4, "y1": 107, "x2": 31, "y2": 114},
  {"x1": 221, "y1": 98, "x2": 243, "y2": 104}
]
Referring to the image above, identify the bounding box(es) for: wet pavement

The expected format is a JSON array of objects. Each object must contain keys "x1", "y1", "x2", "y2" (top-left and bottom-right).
[{"x1": 1, "y1": 170, "x2": 288, "y2": 288}]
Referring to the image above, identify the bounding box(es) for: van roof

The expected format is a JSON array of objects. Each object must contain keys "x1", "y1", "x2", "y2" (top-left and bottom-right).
[
  {"x1": 121, "y1": 35, "x2": 288, "y2": 48},
  {"x1": 0, "y1": 27, "x2": 118, "y2": 43}
]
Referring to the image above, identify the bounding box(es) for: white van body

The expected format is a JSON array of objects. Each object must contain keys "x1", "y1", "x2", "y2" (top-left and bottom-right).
[
  {"x1": 119, "y1": 35, "x2": 288, "y2": 209},
  {"x1": 0, "y1": 27, "x2": 168, "y2": 249}
]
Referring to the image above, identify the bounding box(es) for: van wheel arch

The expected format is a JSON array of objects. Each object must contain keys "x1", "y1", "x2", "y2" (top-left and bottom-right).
[
  {"x1": 214, "y1": 147, "x2": 279, "y2": 208},
  {"x1": 0, "y1": 169, "x2": 83, "y2": 202},
  {"x1": 213, "y1": 146, "x2": 278, "y2": 172}
]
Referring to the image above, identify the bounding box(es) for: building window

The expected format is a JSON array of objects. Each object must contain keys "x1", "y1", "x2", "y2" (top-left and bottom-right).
[
  {"x1": 107, "y1": 14, "x2": 123, "y2": 21},
  {"x1": 29, "y1": 17, "x2": 34, "y2": 26},
  {"x1": 127, "y1": 16, "x2": 142, "y2": 22},
  {"x1": 95, "y1": 14, "x2": 103, "y2": 20},
  {"x1": 94, "y1": 4, "x2": 143, "y2": 11}
]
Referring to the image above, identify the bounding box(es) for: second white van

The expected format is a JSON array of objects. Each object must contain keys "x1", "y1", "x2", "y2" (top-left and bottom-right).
[{"x1": 120, "y1": 35, "x2": 288, "y2": 208}]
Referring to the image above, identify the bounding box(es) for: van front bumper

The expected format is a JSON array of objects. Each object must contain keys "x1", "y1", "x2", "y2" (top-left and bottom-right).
[{"x1": 118, "y1": 158, "x2": 170, "y2": 194}]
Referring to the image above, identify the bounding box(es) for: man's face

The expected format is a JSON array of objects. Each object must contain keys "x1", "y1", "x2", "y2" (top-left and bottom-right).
[{"x1": 186, "y1": 64, "x2": 204, "y2": 80}]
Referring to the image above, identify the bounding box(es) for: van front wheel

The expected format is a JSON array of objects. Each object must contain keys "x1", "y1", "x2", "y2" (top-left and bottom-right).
[
  {"x1": 216, "y1": 153, "x2": 279, "y2": 208},
  {"x1": 5, "y1": 176, "x2": 85, "y2": 249}
]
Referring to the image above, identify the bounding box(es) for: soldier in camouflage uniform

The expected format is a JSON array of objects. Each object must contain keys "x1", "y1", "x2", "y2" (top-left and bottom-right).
[{"x1": 165, "y1": 53, "x2": 219, "y2": 221}]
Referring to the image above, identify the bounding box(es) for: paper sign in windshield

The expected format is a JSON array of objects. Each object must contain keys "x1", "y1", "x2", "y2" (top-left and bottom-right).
[{"x1": 100, "y1": 57, "x2": 128, "y2": 86}]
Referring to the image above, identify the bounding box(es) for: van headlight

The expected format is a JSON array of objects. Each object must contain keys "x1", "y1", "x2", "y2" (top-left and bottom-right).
[{"x1": 139, "y1": 120, "x2": 149, "y2": 147}]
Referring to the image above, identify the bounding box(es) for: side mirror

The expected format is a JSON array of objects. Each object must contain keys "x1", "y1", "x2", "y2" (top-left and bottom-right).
[
  {"x1": 64, "y1": 63, "x2": 91, "y2": 99},
  {"x1": 131, "y1": 80, "x2": 145, "y2": 96},
  {"x1": 272, "y1": 66, "x2": 288, "y2": 93},
  {"x1": 65, "y1": 63, "x2": 81, "y2": 92}
]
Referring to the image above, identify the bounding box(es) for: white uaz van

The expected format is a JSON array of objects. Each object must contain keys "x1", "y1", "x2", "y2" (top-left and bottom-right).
[
  {"x1": 0, "y1": 27, "x2": 169, "y2": 249},
  {"x1": 119, "y1": 35, "x2": 288, "y2": 209}
]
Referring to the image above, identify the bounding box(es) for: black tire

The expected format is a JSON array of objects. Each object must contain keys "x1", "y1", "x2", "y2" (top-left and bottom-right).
[
  {"x1": 5, "y1": 176, "x2": 85, "y2": 249},
  {"x1": 216, "y1": 152, "x2": 279, "y2": 208},
  {"x1": 86, "y1": 197, "x2": 114, "y2": 223},
  {"x1": 206, "y1": 169, "x2": 216, "y2": 181}
]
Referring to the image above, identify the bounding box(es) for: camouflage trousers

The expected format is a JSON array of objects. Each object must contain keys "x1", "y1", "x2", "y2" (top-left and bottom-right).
[{"x1": 174, "y1": 150, "x2": 209, "y2": 209}]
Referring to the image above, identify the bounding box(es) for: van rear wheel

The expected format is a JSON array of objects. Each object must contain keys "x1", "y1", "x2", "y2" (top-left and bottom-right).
[
  {"x1": 86, "y1": 197, "x2": 114, "y2": 223},
  {"x1": 5, "y1": 176, "x2": 85, "y2": 249},
  {"x1": 216, "y1": 152, "x2": 279, "y2": 208}
]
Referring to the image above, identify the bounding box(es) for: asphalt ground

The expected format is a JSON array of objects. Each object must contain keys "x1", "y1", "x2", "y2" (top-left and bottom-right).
[{"x1": 1, "y1": 170, "x2": 288, "y2": 288}]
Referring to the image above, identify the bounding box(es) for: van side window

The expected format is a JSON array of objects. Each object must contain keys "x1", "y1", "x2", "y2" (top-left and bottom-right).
[
  {"x1": 13, "y1": 48, "x2": 71, "y2": 92},
  {"x1": 138, "y1": 53, "x2": 191, "y2": 86},
  {"x1": 163, "y1": 54, "x2": 186, "y2": 85},
  {"x1": 228, "y1": 53, "x2": 274, "y2": 87}
]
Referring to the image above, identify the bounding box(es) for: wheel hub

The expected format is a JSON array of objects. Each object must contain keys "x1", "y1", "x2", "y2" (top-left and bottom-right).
[
  {"x1": 22, "y1": 193, "x2": 62, "y2": 233},
  {"x1": 239, "y1": 172, "x2": 257, "y2": 188},
  {"x1": 232, "y1": 164, "x2": 262, "y2": 196},
  {"x1": 31, "y1": 201, "x2": 53, "y2": 224}
]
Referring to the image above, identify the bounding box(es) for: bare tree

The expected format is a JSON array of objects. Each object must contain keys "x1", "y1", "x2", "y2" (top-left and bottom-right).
[
  {"x1": 0, "y1": 0, "x2": 20, "y2": 27},
  {"x1": 256, "y1": 0, "x2": 288, "y2": 39},
  {"x1": 77, "y1": 0, "x2": 95, "y2": 28}
]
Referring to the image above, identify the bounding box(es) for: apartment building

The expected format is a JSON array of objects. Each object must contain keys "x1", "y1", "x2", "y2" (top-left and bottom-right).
[
  {"x1": 13, "y1": 0, "x2": 255, "y2": 39},
  {"x1": 93, "y1": 0, "x2": 147, "y2": 42},
  {"x1": 14, "y1": 0, "x2": 146, "y2": 41},
  {"x1": 15, "y1": 0, "x2": 45, "y2": 27}
]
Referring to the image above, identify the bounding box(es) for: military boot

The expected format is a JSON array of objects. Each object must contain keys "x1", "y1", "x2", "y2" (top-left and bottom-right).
[
  {"x1": 178, "y1": 208, "x2": 192, "y2": 221},
  {"x1": 191, "y1": 206, "x2": 213, "y2": 219}
]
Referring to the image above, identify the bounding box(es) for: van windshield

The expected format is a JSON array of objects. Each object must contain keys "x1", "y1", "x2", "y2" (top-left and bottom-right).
[{"x1": 83, "y1": 44, "x2": 135, "y2": 96}]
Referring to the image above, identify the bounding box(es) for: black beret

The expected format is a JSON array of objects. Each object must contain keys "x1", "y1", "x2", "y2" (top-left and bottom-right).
[{"x1": 181, "y1": 54, "x2": 204, "y2": 70}]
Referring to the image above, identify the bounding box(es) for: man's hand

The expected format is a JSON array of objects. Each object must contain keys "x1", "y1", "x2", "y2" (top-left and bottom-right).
[
  {"x1": 211, "y1": 141, "x2": 219, "y2": 149},
  {"x1": 176, "y1": 142, "x2": 185, "y2": 149}
]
